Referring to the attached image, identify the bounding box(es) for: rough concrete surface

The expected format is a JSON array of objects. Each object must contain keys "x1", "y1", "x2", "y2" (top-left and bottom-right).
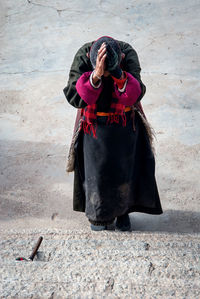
[{"x1": 0, "y1": 0, "x2": 200, "y2": 298}]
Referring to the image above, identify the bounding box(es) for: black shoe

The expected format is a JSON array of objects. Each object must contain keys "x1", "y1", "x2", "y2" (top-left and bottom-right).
[
  {"x1": 90, "y1": 224, "x2": 107, "y2": 231},
  {"x1": 89, "y1": 218, "x2": 115, "y2": 231},
  {"x1": 116, "y1": 213, "x2": 131, "y2": 231}
]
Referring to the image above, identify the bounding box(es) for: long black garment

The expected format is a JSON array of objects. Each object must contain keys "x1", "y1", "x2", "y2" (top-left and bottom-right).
[{"x1": 74, "y1": 111, "x2": 163, "y2": 223}]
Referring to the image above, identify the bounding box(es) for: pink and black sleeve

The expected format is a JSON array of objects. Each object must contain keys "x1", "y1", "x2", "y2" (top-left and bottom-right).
[
  {"x1": 76, "y1": 71, "x2": 103, "y2": 105},
  {"x1": 112, "y1": 72, "x2": 142, "y2": 106}
]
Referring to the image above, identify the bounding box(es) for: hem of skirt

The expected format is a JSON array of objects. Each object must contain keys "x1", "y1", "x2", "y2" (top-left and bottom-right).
[
  {"x1": 73, "y1": 205, "x2": 85, "y2": 212},
  {"x1": 88, "y1": 218, "x2": 115, "y2": 226},
  {"x1": 73, "y1": 206, "x2": 163, "y2": 215},
  {"x1": 73, "y1": 206, "x2": 163, "y2": 216},
  {"x1": 128, "y1": 205, "x2": 163, "y2": 215}
]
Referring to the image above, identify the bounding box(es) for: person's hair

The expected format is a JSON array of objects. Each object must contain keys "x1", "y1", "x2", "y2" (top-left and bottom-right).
[{"x1": 90, "y1": 36, "x2": 121, "y2": 69}]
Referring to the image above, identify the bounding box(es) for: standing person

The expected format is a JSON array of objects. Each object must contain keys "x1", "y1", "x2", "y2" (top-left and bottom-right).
[{"x1": 63, "y1": 36, "x2": 163, "y2": 231}]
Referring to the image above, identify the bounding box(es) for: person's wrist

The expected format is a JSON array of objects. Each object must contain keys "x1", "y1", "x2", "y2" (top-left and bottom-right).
[
  {"x1": 90, "y1": 71, "x2": 102, "y2": 88},
  {"x1": 94, "y1": 69, "x2": 102, "y2": 80},
  {"x1": 92, "y1": 70, "x2": 102, "y2": 85}
]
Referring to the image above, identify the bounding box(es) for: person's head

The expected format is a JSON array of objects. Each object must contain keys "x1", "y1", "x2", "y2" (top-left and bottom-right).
[{"x1": 89, "y1": 36, "x2": 122, "y2": 73}]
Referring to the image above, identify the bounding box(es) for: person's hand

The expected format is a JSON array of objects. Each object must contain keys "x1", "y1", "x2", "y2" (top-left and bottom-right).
[{"x1": 93, "y1": 42, "x2": 107, "y2": 79}]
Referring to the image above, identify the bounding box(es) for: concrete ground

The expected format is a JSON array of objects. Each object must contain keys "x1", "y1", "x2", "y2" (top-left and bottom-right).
[{"x1": 0, "y1": 0, "x2": 200, "y2": 298}]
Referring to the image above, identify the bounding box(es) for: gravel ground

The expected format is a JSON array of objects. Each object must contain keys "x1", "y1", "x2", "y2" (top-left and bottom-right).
[{"x1": 0, "y1": 229, "x2": 199, "y2": 298}]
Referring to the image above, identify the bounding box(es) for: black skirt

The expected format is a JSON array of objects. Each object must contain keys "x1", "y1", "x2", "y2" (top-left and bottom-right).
[{"x1": 73, "y1": 110, "x2": 163, "y2": 223}]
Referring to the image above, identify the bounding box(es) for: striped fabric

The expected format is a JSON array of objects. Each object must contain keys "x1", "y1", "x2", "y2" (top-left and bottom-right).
[{"x1": 80, "y1": 101, "x2": 126, "y2": 138}]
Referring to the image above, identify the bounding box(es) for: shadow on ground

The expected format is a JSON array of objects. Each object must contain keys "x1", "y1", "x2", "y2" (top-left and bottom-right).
[
  {"x1": 0, "y1": 139, "x2": 199, "y2": 234},
  {"x1": 130, "y1": 209, "x2": 200, "y2": 233}
]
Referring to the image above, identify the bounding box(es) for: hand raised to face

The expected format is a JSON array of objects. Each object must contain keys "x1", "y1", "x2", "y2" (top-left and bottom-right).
[
  {"x1": 93, "y1": 42, "x2": 122, "y2": 79},
  {"x1": 94, "y1": 42, "x2": 107, "y2": 78}
]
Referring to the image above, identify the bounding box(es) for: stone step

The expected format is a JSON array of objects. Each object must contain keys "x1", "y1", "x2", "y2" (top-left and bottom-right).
[{"x1": 0, "y1": 229, "x2": 199, "y2": 298}]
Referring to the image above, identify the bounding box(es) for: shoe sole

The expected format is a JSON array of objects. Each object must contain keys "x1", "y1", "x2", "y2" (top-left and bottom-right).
[
  {"x1": 115, "y1": 225, "x2": 131, "y2": 232},
  {"x1": 90, "y1": 224, "x2": 107, "y2": 231}
]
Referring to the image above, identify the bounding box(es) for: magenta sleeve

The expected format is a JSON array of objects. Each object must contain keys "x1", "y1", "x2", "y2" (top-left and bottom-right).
[
  {"x1": 75, "y1": 71, "x2": 103, "y2": 105},
  {"x1": 113, "y1": 72, "x2": 142, "y2": 106}
]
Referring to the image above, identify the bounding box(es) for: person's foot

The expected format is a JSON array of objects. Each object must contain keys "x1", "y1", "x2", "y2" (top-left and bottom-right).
[
  {"x1": 90, "y1": 224, "x2": 107, "y2": 231},
  {"x1": 89, "y1": 218, "x2": 115, "y2": 231},
  {"x1": 115, "y1": 213, "x2": 131, "y2": 231}
]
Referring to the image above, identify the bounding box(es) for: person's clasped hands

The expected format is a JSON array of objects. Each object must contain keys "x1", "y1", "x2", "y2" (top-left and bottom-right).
[{"x1": 92, "y1": 42, "x2": 124, "y2": 84}]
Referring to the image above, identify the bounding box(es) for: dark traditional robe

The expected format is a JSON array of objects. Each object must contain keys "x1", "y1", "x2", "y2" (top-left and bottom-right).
[{"x1": 63, "y1": 40, "x2": 163, "y2": 221}]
